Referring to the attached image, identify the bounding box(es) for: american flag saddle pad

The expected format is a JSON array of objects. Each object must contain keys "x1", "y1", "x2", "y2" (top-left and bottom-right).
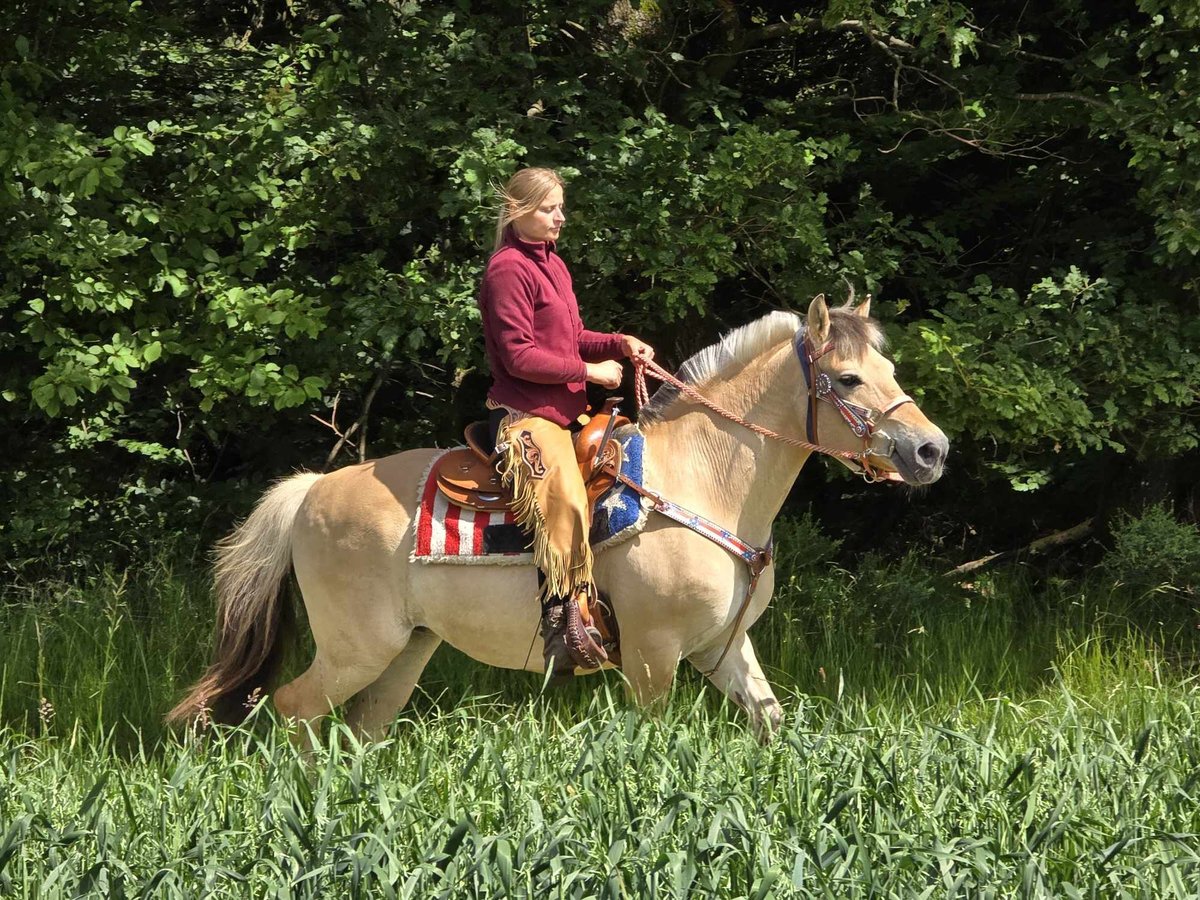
[{"x1": 412, "y1": 429, "x2": 648, "y2": 565}]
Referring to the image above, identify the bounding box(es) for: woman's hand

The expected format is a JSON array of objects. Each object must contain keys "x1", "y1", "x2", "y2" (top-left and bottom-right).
[
  {"x1": 621, "y1": 335, "x2": 655, "y2": 362},
  {"x1": 585, "y1": 360, "x2": 623, "y2": 389}
]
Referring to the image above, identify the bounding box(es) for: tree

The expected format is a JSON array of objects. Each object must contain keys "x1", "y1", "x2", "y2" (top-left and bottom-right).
[{"x1": 2, "y1": 0, "x2": 1197, "y2": 570}]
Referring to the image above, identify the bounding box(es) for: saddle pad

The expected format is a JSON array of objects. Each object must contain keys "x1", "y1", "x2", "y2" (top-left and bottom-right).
[
  {"x1": 589, "y1": 427, "x2": 645, "y2": 543},
  {"x1": 412, "y1": 429, "x2": 649, "y2": 565}
]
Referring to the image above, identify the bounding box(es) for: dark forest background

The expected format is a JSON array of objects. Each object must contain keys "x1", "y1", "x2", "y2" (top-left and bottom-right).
[{"x1": 2, "y1": 0, "x2": 1197, "y2": 580}]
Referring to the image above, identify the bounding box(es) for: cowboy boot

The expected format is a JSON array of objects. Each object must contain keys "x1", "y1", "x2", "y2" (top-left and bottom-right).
[
  {"x1": 573, "y1": 583, "x2": 609, "y2": 654},
  {"x1": 565, "y1": 587, "x2": 607, "y2": 669},
  {"x1": 540, "y1": 594, "x2": 607, "y2": 677}
]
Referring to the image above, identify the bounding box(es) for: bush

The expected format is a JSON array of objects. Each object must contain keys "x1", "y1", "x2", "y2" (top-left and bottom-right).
[
  {"x1": 1102, "y1": 504, "x2": 1200, "y2": 596},
  {"x1": 773, "y1": 508, "x2": 964, "y2": 644},
  {"x1": 771, "y1": 512, "x2": 843, "y2": 574}
]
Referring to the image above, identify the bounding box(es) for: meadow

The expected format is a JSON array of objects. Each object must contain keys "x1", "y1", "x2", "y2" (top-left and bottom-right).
[{"x1": 1, "y1": 516, "x2": 1197, "y2": 898}]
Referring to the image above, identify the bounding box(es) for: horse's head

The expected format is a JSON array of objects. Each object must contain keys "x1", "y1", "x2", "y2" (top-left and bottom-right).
[{"x1": 802, "y1": 295, "x2": 948, "y2": 485}]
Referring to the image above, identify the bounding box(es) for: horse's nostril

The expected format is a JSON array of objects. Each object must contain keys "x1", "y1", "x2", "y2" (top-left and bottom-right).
[{"x1": 917, "y1": 441, "x2": 943, "y2": 467}]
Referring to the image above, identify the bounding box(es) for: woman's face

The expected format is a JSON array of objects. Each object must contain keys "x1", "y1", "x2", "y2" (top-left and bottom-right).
[{"x1": 511, "y1": 185, "x2": 566, "y2": 243}]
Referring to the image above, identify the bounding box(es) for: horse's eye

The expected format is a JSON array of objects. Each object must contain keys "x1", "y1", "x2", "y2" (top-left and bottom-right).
[{"x1": 838, "y1": 374, "x2": 863, "y2": 388}]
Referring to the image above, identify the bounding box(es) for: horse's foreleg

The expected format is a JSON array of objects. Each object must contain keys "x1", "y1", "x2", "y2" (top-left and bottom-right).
[
  {"x1": 619, "y1": 631, "x2": 683, "y2": 709},
  {"x1": 345, "y1": 628, "x2": 443, "y2": 740},
  {"x1": 689, "y1": 631, "x2": 783, "y2": 742}
]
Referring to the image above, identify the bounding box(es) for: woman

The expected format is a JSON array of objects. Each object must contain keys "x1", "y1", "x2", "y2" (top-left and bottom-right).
[{"x1": 478, "y1": 167, "x2": 654, "y2": 676}]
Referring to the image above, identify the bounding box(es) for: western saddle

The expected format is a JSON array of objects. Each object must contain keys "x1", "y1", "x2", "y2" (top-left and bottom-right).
[{"x1": 434, "y1": 398, "x2": 631, "y2": 514}]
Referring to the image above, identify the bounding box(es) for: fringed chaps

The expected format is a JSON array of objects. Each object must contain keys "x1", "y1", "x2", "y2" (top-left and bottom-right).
[{"x1": 496, "y1": 414, "x2": 594, "y2": 604}]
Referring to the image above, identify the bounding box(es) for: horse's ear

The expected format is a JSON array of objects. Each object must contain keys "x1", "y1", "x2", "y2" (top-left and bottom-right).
[
  {"x1": 854, "y1": 295, "x2": 872, "y2": 319},
  {"x1": 807, "y1": 294, "x2": 830, "y2": 343}
]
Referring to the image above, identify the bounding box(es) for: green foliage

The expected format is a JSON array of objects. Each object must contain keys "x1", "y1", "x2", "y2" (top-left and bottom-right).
[
  {"x1": 771, "y1": 512, "x2": 844, "y2": 574},
  {"x1": 576, "y1": 118, "x2": 851, "y2": 326},
  {"x1": 1, "y1": 539, "x2": 1199, "y2": 895},
  {"x1": 4, "y1": 686, "x2": 1200, "y2": 897},
  {"x1": 1103, "y1": 504, "x2": 1200, "y2": 596},
  {"x1": 3, "y1": 0, "x2": 1199, "y2": 564},
  {"x1": 892, "y1": 269, "x2": 1200, "y2": 487},
  {"x1": 775, "y1": 516, "x2": 976, "y2": 651},
  {"x1": 1115, "y1": 1, "x2": 1200, "y2": 260}
]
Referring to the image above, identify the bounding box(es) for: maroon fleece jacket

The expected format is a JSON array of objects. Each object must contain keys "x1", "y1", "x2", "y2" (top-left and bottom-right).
[{"x1": 478, "y1": 233, "x2": 625, "y2": 426}]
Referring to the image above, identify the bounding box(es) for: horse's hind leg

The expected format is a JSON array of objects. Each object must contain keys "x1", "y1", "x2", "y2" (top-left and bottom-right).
[
  {"x1": 689, "y1": 631, "x2": 783, "y2": 742},
  {"x1": 345, "y1": 628, "x2": 443, "y2": 740},
  {"x1": 274, "y1": 636, "x2": 408, "y2": 746}
]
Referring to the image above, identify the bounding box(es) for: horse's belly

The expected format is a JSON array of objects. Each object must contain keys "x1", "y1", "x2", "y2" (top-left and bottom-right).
[{"x1": 409, "y1": 561, "x2": 550, "y2": 671}]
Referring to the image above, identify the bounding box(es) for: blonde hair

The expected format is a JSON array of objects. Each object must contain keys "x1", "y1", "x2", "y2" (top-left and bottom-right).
[{"x1": 493, "y1": 167, "x2": 565, "y2": 251}]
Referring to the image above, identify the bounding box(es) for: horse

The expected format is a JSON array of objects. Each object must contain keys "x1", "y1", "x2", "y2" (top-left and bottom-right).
[{"x1": 168, "y1": 295, "x2": 948, "y2": 741}]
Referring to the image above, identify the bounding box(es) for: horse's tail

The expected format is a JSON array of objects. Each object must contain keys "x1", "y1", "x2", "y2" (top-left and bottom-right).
[{"x1": 167, "y1": 472, "x2": 324, "y2": 726}]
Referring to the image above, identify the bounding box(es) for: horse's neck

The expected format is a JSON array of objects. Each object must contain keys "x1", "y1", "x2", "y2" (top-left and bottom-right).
[{"x1": 641, "y1": 341, "x2": 810, "y2": 544}]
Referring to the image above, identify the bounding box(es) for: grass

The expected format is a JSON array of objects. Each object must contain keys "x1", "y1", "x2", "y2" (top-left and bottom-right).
[
  {"x1": 3, "y1": 684, "x2": 1199, "y2": 897},
  {"x1": 0, "y1": 517, "x2": 1198, "y2": 897}
]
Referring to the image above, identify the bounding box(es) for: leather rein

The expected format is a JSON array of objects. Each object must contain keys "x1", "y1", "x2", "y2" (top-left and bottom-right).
[
  {"x1": 634, "y1": 326, "x2": 915, "y2": 482},
  {"x1": 619, "y1": 325, "x2": 914, "y2": 677}
]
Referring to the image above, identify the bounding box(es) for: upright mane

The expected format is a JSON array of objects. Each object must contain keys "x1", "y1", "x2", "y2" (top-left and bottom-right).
[{"x1": 638, "y1": 306, "x2": 886, "y2": 424}]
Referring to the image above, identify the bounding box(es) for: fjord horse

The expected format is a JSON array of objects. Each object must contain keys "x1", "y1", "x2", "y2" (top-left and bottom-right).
[{"x1": 169, "y1": 296, "x2": 948, "y2": 740}]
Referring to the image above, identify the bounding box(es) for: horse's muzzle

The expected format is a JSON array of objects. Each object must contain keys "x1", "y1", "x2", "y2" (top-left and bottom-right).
[{"x1": 889, "y1": 425, "x2": 949, "y2": 485}]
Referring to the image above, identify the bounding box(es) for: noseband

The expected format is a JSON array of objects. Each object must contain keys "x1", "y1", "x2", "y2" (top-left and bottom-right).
[{"x1": 793, "y1": 327, "x2": 914, "y2": 481}]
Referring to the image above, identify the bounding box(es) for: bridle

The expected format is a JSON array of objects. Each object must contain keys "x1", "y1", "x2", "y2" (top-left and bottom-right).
[
  {"x1": 792, "y1": 326, "x2": 915, "y2": 483},
  {"x1": 620, "y1": 323, "x2": 916, "y2": 677},
  {"x1": 632, "y1": 325, "x2": 915, "y2": 483}
]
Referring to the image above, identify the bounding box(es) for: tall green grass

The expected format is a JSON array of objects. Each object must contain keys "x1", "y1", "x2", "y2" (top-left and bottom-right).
[
  {"x1": 2, "y1": 683, "x2": 1198, "y2": 896},
  {"x1": 0, "y1": 557, "x2": 212, "y2": 745},
  {"x1": 0, "y1": 514, "x2": 1197, "y2": 895}
]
